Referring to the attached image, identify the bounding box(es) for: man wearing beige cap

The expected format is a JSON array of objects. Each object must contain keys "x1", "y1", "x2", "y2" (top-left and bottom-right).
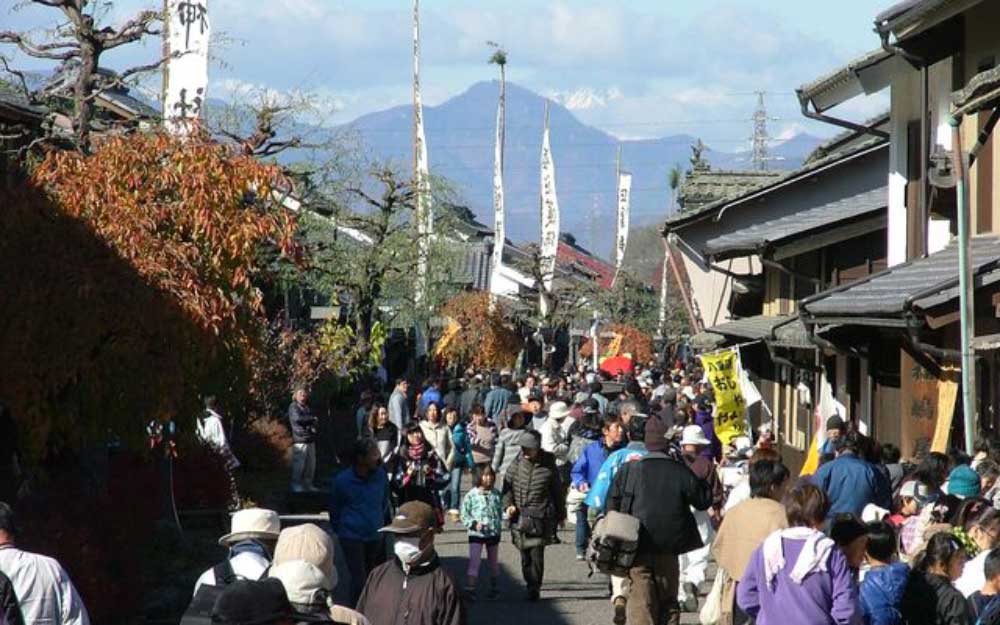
[
  {"x1": 357, "y1": 501, "x2": 464, "y2": 625},
  {"x1": 193, "y1": 508, "x2": 281, "y2": 594}
]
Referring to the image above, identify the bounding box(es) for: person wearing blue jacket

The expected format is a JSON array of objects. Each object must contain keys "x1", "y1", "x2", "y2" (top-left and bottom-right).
[
  {"x1": 444, "y1": 406, "x2": 474, "y2": 518},
  {"x1": 860, "y1": 521, "x2": 909, "y2": 625},
  {"x1": 811, "y1": 431, "x2": 892, "y2": 520},
  {"x1": 570, "y1": 415, "x2": 624, "y2": 559},
  {"x1": 329, "y1": 438, "x2": 389, "y2": 605}
]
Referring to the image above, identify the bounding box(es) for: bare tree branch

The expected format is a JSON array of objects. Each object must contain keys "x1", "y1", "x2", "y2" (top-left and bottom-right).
[
  {"x1": 0, "y1": 31, "x2": 79, "y2": 60},
  {"x1": 0, "y1": 57, "x2": 33, "y2": 101},
  {"x1": 100, "y1": 10, "x2": 162, "y2": 50}
]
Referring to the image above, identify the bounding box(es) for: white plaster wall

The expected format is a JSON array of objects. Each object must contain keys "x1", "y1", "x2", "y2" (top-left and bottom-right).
[{"x1": 680, "y1": 253, "x2": 759, "y2": 330}]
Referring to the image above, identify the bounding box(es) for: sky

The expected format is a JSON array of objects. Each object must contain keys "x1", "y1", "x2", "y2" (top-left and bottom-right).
[{"x1": 1, "y1": 0, "x2": 893, "y2": 150}]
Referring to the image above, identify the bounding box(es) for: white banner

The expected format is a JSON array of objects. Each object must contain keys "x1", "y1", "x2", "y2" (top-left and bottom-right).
[
  {"x1": 539, "y1": 106, "x2": 560, "y2": 297},
  {"x1": 489, "y1": 97, "x2": 506, "y2": 301},
  {"x1": 615, "y1": 172, "x2": 632, "y2": 271},
  {"x1": 413, "y1": 0, "x2": 432, "y2": 306},
  {"x1": 164, "y1": 0, "x2": 209, "y2": 135}
]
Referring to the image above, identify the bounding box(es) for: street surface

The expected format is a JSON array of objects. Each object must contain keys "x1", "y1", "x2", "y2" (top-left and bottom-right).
[{"x1": 434, "y1": 521, "x2": 709, "y2": 625}]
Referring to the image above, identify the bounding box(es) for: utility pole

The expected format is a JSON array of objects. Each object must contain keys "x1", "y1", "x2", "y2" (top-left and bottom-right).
[{"x1": 751, "y1": 91, "x2": 771, "y2": 171}]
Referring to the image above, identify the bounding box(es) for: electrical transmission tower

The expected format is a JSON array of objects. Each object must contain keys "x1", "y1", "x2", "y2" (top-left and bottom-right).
[{"x1": 750, "y1": 91, "x2": 770, "y2": 171}]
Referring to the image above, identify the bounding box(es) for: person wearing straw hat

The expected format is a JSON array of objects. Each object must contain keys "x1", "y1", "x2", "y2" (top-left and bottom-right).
[
  {"x1": 357, "y1": 501, "x2": 464, "y2": 625},
  {"x1": 677, "y1": 424, "x2": 723, "y2": 613},
  {"x1": 193, "y1": 508, "x2": 281, "y2": 594}
]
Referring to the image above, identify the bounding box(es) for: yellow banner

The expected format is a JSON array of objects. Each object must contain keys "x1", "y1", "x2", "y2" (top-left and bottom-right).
[{"x1": 699, "y1": 350, "x2": 749, "y2": 446}]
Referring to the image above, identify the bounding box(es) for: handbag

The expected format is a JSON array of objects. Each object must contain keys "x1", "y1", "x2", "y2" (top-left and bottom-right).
[
  {"x1": 517, "y1": 507, "x2": 548, "y2": 537},
  {"x1": 699, "y1": 565, "x2": 726, "y2": 625}
]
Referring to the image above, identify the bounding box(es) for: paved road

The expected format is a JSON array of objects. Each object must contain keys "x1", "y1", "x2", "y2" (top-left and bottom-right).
[{"x1": 433, "y1": 519, "x2": 709, "y2": 625}]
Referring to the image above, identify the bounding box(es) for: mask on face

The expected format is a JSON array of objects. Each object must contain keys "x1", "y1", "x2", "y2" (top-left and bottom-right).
[{"x1": 393, "y1": 535, "x2": 423, "y2": 565}]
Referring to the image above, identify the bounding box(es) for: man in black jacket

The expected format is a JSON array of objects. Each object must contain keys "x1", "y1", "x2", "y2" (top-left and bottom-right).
[
  {"x1": 607, "y1": 417, "x2": 712, "y2": 625},
  {"x1": 358, "y1": 501, "x2": 465, "y2": 625},
  {"x1": 288, "y1": 388, "x2": 318, "y2": 492}
]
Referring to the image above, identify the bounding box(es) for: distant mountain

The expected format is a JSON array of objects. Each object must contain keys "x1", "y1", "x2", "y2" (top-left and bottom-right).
[{"x1": 337, "y1": 81, "x2": 823, "y2": 260}]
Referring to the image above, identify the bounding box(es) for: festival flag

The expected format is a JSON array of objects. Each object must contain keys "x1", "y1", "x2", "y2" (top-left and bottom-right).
[
  {"x1": 699, "y1": 349, "x2": 750, "y2": 446},
  {"x1": 489, "y1": 85, "x2": 506, "y2": 306},
  {"x1": 614, "y1": 171, "x2": 632, "y2": 273},
  {"x1": 799, "y1": 374, "x2": 839, "y2": 476},
  {"x1": 539, "y1": 102, "x2": 560, "y2": 317},
  {"x1": 164, "y1": 0, "x2": 210, "y2": 135},
  {"x1": 413, "y1": 0, "x2": 433, "y2": 307}
]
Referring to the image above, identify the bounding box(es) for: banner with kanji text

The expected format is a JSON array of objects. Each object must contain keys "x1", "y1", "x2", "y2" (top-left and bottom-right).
[{"x1": 699, "y1": 349, "x2": 749, "y2": 446}]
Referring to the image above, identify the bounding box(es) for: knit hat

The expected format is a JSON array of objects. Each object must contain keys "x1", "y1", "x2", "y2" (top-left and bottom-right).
[
  {"x1": 644, "y1": 417, "x2": 669, "y2": 452},
  {"x1": 825, "y1": 415, "x2": 846, "y2": 432},
  {"x1": 272, "y1": 524, "x2": 335, "y2": 584},
  {"x1": 948, "y1": 464, "x2": 982, "y2": 499}
]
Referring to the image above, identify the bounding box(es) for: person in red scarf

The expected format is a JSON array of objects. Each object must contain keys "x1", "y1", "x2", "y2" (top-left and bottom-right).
[{"x1": 391, "y1": 422, "x2": 451, "y2": 526}]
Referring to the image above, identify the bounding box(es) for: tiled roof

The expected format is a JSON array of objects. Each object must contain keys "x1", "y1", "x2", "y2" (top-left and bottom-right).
[
  {"x1": 953, "y1": 66, "x2": 1000, "y2": 116},
  {"x1": 797, "y1": 49, "x2": 897, "y2": 114},
  {"x1": 702, "y1": 186, "x2": 887, "y2": 259},
  {"x1": 454, "y1": 246, "x2": 492, "y2": 291},
  {"x1": 802, "y1": 235, "x2": 1000, "y2": 317},
  {"x1": 678, "y1": 169, "x2": 783, "y2": 213},
  {"x1": 664, "y1": 135, "x2": 888, "y2": 231}
]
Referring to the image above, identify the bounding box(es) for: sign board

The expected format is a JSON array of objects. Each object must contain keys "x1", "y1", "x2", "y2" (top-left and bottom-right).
[
  {"x1": 699, "y1": 349, "x2": 749, "y2": 445},
  {"x1": 900, "y1": 352, "x2": 959, "y2": 459}
]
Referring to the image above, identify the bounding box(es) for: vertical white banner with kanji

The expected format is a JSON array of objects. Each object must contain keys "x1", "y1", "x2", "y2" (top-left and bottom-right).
[
  {"x1": 413, "y1": 0, "x2": 433, "y2": 309},
  {"x1": 615, "y1": 171, "x2": 632, "y2": 271},
  {"x1": 489, "y1": 98, "x2": 506, "y2": 304},
  {"x1": 539, "y1": 103, "x2": 560, "y2": 317},
  {"x1": 164, "y1": 0, "x2": 209, "y2": 135}
]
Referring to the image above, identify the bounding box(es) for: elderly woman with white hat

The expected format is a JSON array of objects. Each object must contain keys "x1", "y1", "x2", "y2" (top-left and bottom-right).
[
  {"x1": 677, "y1": 425, "x2": 724, "y2": 614},
  {"x1": 193, "y1": 508, "x2": 281, "y2": 595}
]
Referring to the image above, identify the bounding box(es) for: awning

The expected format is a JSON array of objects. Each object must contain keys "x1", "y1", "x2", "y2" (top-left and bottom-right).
[
  {"x1": 797, "y1": 49, "x2": 905, "y2": 113},
  {"x1": 875, "y1": 0, "x2": 982, "y2": 41},
  {"x1": 953, "y1": 66, "x2": 1000, "y2": 117},
  {"x1": 690, "y1": 315, "x2": 794, "y2": 350},
  {"x1": 801, "y1": 235, "x2": 1000, "y2": 318},
  {"x1": 702, "y1": 187, "x2": 887, "y2": 261}
]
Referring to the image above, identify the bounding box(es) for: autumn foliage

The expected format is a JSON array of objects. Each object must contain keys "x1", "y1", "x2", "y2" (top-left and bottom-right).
[
  {"x1": 579, "y1": 323, "x2": 654, "y2": 364},
  {"x1": 33, "y1": 131, "x2": 297, "y2": 336},
  {"x1": 434, "y1": 292, "x2": 521, "y2": 369},
  {"x1": 1, "y1": 132, "x2": 297, "y2": 462}
]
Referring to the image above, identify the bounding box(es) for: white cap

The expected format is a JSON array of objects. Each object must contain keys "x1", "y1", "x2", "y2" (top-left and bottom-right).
[{"x1": 269, "y1": 560, "x2": 335, "y2": 607}]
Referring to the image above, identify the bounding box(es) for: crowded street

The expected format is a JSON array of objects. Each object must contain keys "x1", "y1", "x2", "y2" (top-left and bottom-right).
[{"x1": 6, "y1": 0, "x2": 1000, "y2": 624}]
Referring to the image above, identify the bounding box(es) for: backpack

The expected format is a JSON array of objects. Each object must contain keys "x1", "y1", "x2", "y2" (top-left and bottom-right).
[{"x1": 179, "y1": 560, "x2": 239, "y2": 625}]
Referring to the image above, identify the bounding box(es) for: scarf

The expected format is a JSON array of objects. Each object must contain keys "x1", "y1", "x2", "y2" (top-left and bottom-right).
[
  {"x1": 762, "y1": 527, "x2": 835, "y2": 589},
  {"x1": 407, "y1": 441, "x2": 426, "y2": 461}
]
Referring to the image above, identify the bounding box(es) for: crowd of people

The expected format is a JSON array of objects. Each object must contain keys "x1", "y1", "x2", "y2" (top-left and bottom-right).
[{"x1": 10, "y1": 360, "x2": 1000, "y2": 625}]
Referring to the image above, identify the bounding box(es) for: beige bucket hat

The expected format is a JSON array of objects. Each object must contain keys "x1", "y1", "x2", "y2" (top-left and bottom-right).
[{"x1": 219, "y1": 508, "x2": 281, "y2": 547}]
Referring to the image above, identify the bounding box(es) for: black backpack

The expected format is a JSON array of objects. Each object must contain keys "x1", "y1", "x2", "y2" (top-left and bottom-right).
[{"x1": 179, "y1": 560, "x2": 239, "y2": 625}]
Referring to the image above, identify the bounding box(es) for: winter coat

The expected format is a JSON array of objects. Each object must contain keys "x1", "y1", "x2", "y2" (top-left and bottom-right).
[
  {"x1": 607, "y1": 451, "x2": 712, "y2": 554},
  {"x1": 468, "y1": 421, "x2": 498, "y2": 466},
  {"x1": 288, "y1": 400, "x2": 317, "y2": 444},
  {"x1": 357, "y1": 555, "x2": 465, "y2": 625},
  {"x1": 860, "y1": 562, "x2": 909, "y2": 625},
  {"x1": 388, "y1": 389, "x2": 409, "y2": 431},
  {"x1": 459, "y1": 386, "x2": 486, "y2": 421},
  {"x1": 502, "y1": 450, "x2": 565, "y2": 550},
  {"x1": 693, "y1": 408, "x2": 722, "y2": 460},
  {"x1": 566, "y1": 424, "x2": 600, "y2": 466},
  {"x1": 390, "y1": 444, "x2": 450, "y2": 512},
  {"x1": 482, "y1": 387, "x2": 514, "y2": 424},
  {"x1": 449, "y1": 423, "x2": 474, "y2": 469},
  {"x1": 491, "y1": 428, "x2": 532, "y2": 483},
  {"x1": 811, "y1": 452, "x2": 893, "y2": 519},
  {"x1": 330, "y1": 466, "x2": 389, "y2": 542},
  {"x1": 683, "y1": 453, "x2": 724, "y2": 510},
  {"x1": 585, "y1": 442, "x2": 648, "y2": 511},
  {"x1": 539, "y1": 417, "x2": 573, "y2": 466},
  {"x1": 419, "y1": 420, "x2": 455, "y2": 470},
  {"x1": 460, "y1": 487, "x2": 503, "y2": 540},
  {"x1": 370, "y1": 423, "x2": 399, "y2": 464},
  {"x1": 571, "y1": 440, "x2": 612, "y2": 490},
  {"x1": 900, "y1": 569, "x2": 973, "y2": 625}
]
